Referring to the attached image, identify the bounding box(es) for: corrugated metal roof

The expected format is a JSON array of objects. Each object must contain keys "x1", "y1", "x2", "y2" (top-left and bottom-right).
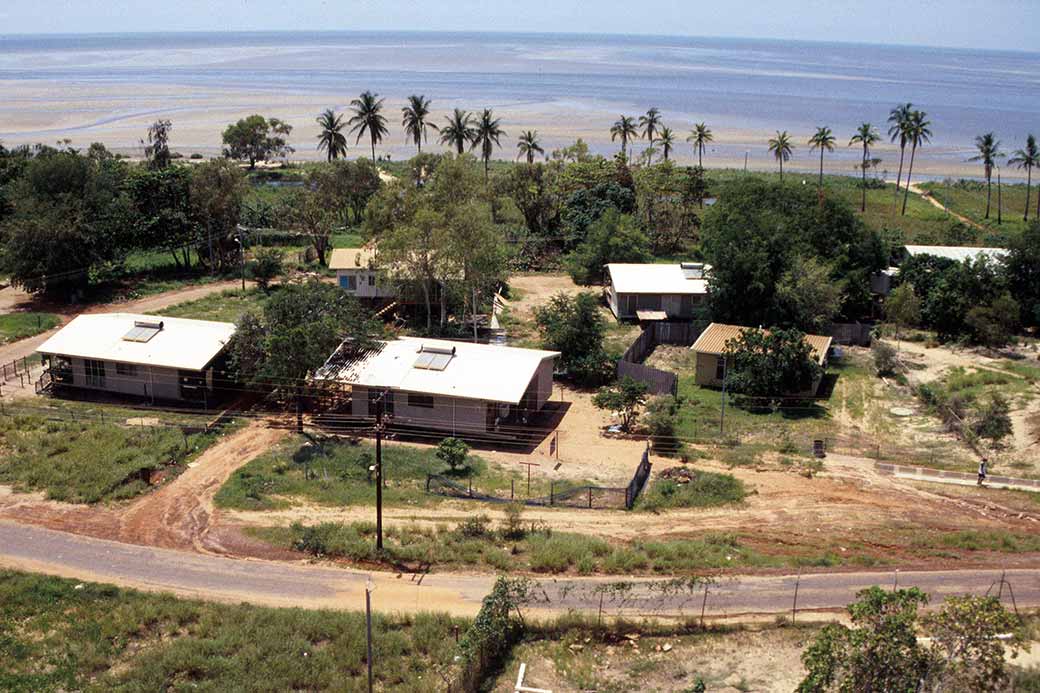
[
  {"x1": 328, "y1": 247, "x2": 378, "y2": 270},
  {"x1": 903, "y1": 245, "x2": 1007, "y2": 262},
  {"x1": 606, "y1": 263, "x2": 710, "y2": 295},
  {"x1": 36, "y1": 313, "x2": 235, "y2": 371},
  {"x1": 691, "y1": 323, "x2": 832, "y2": 365},
  {"x1": 313, "y1": 337, "x2": 560, "y2": 404}
]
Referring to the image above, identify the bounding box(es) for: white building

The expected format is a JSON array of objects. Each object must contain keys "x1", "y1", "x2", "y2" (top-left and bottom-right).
[
  {"x1": 329, "y1": 247, "x2": 395, "y2": 299},
  {"x1": 36, "y1": 313, "x2": 235, "y2": 403},
  {"x1": 314, "y1": 337, "x2": 559, "y2": 436},
  {"x1": 605, "y1": 262, "x2": 710, "y2": 320}
]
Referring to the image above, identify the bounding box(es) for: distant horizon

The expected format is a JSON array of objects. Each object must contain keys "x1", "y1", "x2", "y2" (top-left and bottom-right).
[{"x1": 2, "y1": 27, "x2": 1039, "y2": 57}]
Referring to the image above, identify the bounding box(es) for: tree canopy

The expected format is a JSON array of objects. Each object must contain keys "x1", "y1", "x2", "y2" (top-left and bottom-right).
[
  {"x1": 221, "y1": 115, "x2": 293, "y2": 169},
  {"x1": 722, "y1": 327, "x2": 823, "y2": 399}
]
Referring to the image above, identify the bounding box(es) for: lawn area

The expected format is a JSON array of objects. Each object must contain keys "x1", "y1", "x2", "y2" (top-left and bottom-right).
[
  {"x1": 152, "y1": 287, "x2": 270, "y2": 322},
  {"x1": 919, "y1": 180, "x2": 1033, "y2": 241},
  {"x1": 215, "y1": 434, "x2": 545, "y2": 511},
  {"x1": 637, "y1": 471, "x2": 747, "y2": 511},
  {"x1": 0, "y1": 402, "x2": 229, "y2": 503},
  {"x1": 0, "y1": 312, "x2": 60, "y2": 344},
  {"x1": 0, "y1": 570, "x2": 464, "y2": 693}
]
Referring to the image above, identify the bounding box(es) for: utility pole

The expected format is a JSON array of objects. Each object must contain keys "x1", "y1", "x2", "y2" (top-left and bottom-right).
[
  {"x1": 234, "y1": 233, "x2": 245, "y2": 291},
  {"x1": 719, "y1": 358, "x2": 728, "y2": 435},
  {"x1": 374, "y1": 390, "x2": 387, "y2": 551},
  {"x1": 365, "y1": 579, "x2": 375, "y2": 693},
  {"x1": 997, "y1": 166, "x2": 1003, "y2": 225}
]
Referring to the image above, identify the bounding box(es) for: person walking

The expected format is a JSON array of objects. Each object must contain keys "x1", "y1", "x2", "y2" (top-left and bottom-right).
[{"x1": 977, "y1": 458, "x2": 988, "y2": 486}]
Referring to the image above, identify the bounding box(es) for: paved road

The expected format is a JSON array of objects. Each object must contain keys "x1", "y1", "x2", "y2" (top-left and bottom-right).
[{"x1": 2, "y1": 520, "x2": 1038, "y2": 619}]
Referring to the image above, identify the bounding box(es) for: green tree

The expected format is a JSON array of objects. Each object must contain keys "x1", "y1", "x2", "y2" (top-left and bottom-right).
[
  {"x1": 125, "y1": 165, "x2": 194, "y2": 269},
  {"x1": 400, "y1": 94, "x2": 436, "y2": 155},
  {"x1": 610, "y1": 115, "x2": 638, "y2": 159},
  {"x1": 964, "y1": 293, "x2": 1020, "y2": 348},
  {"x1": 309, "y1": 158, "x2": 381, "y2": 227},
  {"x1": 638, "y1": 107, "x2": 663, "y2": 162},
  {"x1": 290, "y1": 192, "x2": 334, "y2": 266},
  {"x1": 348, "y1": 91, "x2": 389, "y2": 162},
  {"x1": 143, "y1": 119, "x2": 173, "y2": 169},
  {"x1": 768, "y1": 130, "x2": 794, "y2": 183},
  {"x1": 439, "y1": 109, "x2": 475, "y2": 155},
  {"x1": 686, "y1": 123, "x2": 713, "y2": 168},
  {"x1": 471, "y1": 108, "x2": 505, "y2": 181},
  {"x1": 901, "y1": 110, "x2": 932, "y2": 215},
  {"x1": 1005, "y1": 221, "x2": 1040, "y2": 326},
  {"x1": 534, "y1": 292, "x2": 613, "y2": 386},
  {"x1": 560, "y1": 181, "x2": 636, "y2": 243},
  {"x1": 970, "y1": 132, "x2": 1004, "y2": 220},
  {"x1": 221, "y1": 114, "x2": 293, "y2": 169},
  {"x1": 564, "y1": 208, "x2": 652, "y2": 285},
  {"x1": 592, "y1": 376, "x2": 649, "y2": 431},
  {"x1": 887, "y1": 102, "x2": 914, "y2": 192},
  {"x1": 655, "y1": 126, "x2": 676, "y2": 162},
  {"x1": 924, "y1": 595, "x2": 1023, "y2": 693},
  {"x1": 515, "y1": 130, "x2": 544, "y2": 165},
  {"x1": 775, "y1": 256, "x2": 844, "y2": 333},
  {"x1": 248, "y1": 247, "x2": 283, "y2": 291},
  {"x1": 884, "y1": 282, "x2": 921, "y2": 344},
  {"x1": 808, "y1": 126, "x2": 836, "y2": 193},
  {"x1": 1008, "y1": 134, "x2": 1038, "y2": 221},
  {"x1": 723, "y1": 327, "x2": 823, "y2": 398},
  {"x1": 189, "y1": 158, "x2": 246, "y2": 272},
  {"x1": 436, "y1": 437, "x2": 470, "y2": 472},
  {"x1": 315, "y1": 109, "x2": 348, "y2": 162},
  {"x1": 848, "y1": 123, "x2": 881, "y2": 212},
  {"x1": 378, "y1": 204, "x2": 451, "y2": 331}
]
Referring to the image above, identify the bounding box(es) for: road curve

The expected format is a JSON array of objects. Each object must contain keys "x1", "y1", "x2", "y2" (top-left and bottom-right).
[{"x1": 3, "y1": 520, "x2": 1039, "y2": 619}]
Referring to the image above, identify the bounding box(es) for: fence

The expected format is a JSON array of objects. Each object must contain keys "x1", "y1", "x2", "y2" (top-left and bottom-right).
[
  {"x1": 0, "y1": 355, "x2": 39, "y2": 386},
  {"x1": 426, "y1": 451, "x2": 654, "y2": 510},
  {"x1": 616, "y1": 321, "x2": 707, "y2": 396},
  {"x1": 829, "y1": 321, "x2": 874, "y2": 347}
]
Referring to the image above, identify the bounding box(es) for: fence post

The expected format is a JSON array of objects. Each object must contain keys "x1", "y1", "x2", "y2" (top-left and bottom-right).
[
  {"x1": 588, "y1": 486, "x2": 592, "y2": 509},
  {"x1": 550, "y1": 482, "x2": 555, "y2": 506},
  {"x1": 426, "y1": 474, "x2": 431, "y2": 493},
  {"x1": 792, "y1": 570, "x2": 801, "y2": 623},
  {"x1": 700, "y1": 583, "x2": 709, "y2": 628},
  {"x1": 511, "y1": 478, "x2": 514, "y2": 500}
]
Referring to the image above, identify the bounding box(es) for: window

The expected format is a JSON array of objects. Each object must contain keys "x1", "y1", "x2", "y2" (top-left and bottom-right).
[
  {"x1": 339, "y1": 274, "x2": 357, "y2": 290},
  {"x1": 368, "y1": 274, "x2": 376, "y2": 286},
  {"x1": 715, "y1": 356, "x2": 726, "y2": 381},
  {"x1": 84, "y1": 359, "x2": 106, "y2": 386},
  {"x1": 407, "y1": 393, "x2": 434, "y2": 409},
  {"x1": 115, "y1": 362, "x2": 138, "y2": 377}
]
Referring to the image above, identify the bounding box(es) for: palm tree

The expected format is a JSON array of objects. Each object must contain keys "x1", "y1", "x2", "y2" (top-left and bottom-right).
[
  {"x1": 610, "y1": 116, "x2": 638, "y2": 159},
  {"x1": 315, "y1": 109, "x2": 348, "y2": 161},
  {"x1": 401, "y1": 95, "x2": 437, "y2": 154},
  {"x1": 686, "y1": 123, "x2": 713, "y2": 168},
  {"x1": 348, "y1": 91, "x2": 389, "y2": 162},
  {"x1": 901, "y1": 110, "x2": 932, "y2": 216},
  {"x1": 768, "y1": 130, "x2": 794, "y2": 183},
  {"x1": 639, "y1": 107, "x2": 663, "y2": 162},
  {"x1": 471, "y1": 108, "x2": 505, "y2": 180},
  {"x1": 1008, "y1": 134, "x2": 1039, "y2": 221},
  {"x1": 849, "y1": 122, "x2": 881, "y2": 212},
  {"x1": 516, "y1": 130, "x2": 544, "y2": 165},
  {"x1": 808, "y1": 126, "x2": 836, "y2": 193},
  {"x1": 439, "y1": 109, "x2": 476, "y2": 155},
  {"x1": 656, "y1": 127, "x2": 676, "y2": 162},
  {"x1": 888, "y1": 102, "x2": 914, "y2": 191},
  {"x1": 970, "y1": 132, "x2": 1004, "y2": 220}
]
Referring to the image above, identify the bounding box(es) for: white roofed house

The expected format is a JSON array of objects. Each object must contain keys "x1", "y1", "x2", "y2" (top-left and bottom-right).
[
  {"x1": 35, "y1": 313, "x2": 236, "y2": 404},
  {"x1": 329, "y1": 247, "x2": 395, "y2": 300},
  {"x1": 313, "y1": 337, "x2": 560, "y2": 439},
  {"x1": 605, "y1": 262, "x2": 710, "y2": 321}
]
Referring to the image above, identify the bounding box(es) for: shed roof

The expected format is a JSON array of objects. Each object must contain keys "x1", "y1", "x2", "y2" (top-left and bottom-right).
[
  {"x1": 606, "y1": 263, "x2": 710, "y2": 295},
  {"x1": 903, "y1": 245, "x2": 1007, "y2": 263},
  {"x1": 36, "y1": 313, "x2": 235, "y2": 371},
  {"x1": 329, "y1": 247, "x2": 378, "y2": 270},
  {"x1": 691, "y1": 323, "x2": 832, "y2": 366},
  {"x1": 314, "y1": 337, "x2": 559, "y2": 404}
]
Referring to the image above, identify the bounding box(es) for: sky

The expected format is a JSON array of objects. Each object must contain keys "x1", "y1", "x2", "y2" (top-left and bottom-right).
[{"x1": 2, "y1": 0, "x2": 1038, "y2": 53}]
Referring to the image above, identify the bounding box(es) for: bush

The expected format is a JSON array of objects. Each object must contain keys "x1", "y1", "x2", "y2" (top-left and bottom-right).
[
  {"x1": 972, "y1": 394, "x2": 1013, "y2": 442},
  {"x1": 436, "y1": 437, "x2": 470, "y2": 472},
  {"x1": 248, "y1": 247, "x2": 284, "y2": 291},
  {"x1": 872, "y1": 341, "x2": 900, "y2": 377},
  {"x1": 644, "y1": 395, "x2": 684, "y2": 456},
  {"x1": 593, "y1": 377, "x2": 649, "y2": 431}
]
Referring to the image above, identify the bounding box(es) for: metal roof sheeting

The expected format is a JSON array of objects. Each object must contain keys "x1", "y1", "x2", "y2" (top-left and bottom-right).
[
  {"x1": 606, "y1": 263, "x2": 711, "y2": 295},
  {"x1": 328, "y1": 247, "x2": 378, "y2": 270},
  {"x1": 691, "y1": 323, "x2": 832, "y2": 366},
  {"x1": 37, "y1": 313, "x2": 236, "y2": 371},
  {"x1": 903, "y1": 245, "x2": 1007, "y2": 263},
  {"x1": 314, "y1": 337, "x2": 560, "y2": 404}
]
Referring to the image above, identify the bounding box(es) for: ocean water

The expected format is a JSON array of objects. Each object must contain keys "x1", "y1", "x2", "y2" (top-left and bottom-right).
[{"x1": 1, "y1": 31, "x2": 1038, "y2": 174}]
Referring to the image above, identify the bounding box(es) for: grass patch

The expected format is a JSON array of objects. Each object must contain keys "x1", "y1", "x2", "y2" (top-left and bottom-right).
[
  {"x1": 0, "y1": 312, "x2": 60, "y2": 344},
  {"x1": 914, "y1": 529, "x2": 1040, "y2": 553},
  {"x1": 638, "y1": 471, "x2": 747, "y2": 511},
  {"x1": 919, "y1": 179, "x2": 1032, "y2": 241},
  {"x1": 152, "y1": 287, "x2": 270, "y2": 323},
  {"x1": 0, "y1": 403, "x2": 226, "y2": 503},
  {"x1": 0, "y1": 569, "x2": 464, "y2": 693}
]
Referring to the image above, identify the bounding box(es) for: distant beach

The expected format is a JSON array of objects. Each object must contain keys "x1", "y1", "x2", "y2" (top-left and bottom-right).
[{"x1": 1, "y1": 31, "x2": 1038, "y2": 180}]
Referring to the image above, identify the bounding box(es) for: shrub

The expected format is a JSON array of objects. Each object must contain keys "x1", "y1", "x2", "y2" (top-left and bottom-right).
[
  {"x1": 593, "y1": 376, "x2": 649, "y2": 431},
  {"x1": 455, "y1": 514, "x2": 492, "y2": 539},
  {"x1": 248, "y1": 247, "x2": 284, "y2": 291},
  {"x1": 500, "y1": 503, "x2": 527, "y2": 540},
  {"x1": 972, "y1": 394, "x2": 1013, "y2": 442},
  {"x1": 436, "y1": 437, "x2": 470, "y2": 472},
  {"x1": 872, "y1": 341, "x2": 900, "y2": 377},
  {"x1": 644, "y1": 395, "x2": 684, "y2": 456}
]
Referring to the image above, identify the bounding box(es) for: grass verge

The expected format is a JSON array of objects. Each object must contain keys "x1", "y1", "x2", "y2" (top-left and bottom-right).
[{"x1": 0, "y1": 312, "x2": 61, "y2": 344}]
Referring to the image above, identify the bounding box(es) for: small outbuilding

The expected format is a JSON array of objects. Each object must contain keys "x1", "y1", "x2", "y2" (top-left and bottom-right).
[
  {"x1": 605, "y1": 262, "x2": 710, "y2": 320},
  {"x1": 690, "y1": 322, "x2": 833, "y2": 395},
  {"x1": 313, "y1": 337, "x2": 559, "y2": 436},
  {"x1": 329, "y1": 247, "x2": 395, "y2": 299},
  {"x1": 35, "y1": 313, "x2": 236, "y2": 403}
]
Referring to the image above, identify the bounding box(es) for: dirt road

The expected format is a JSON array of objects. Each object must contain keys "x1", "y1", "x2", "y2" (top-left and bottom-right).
[{"x1": 2, "y1": 519, "x2": 1037, "y2": 618}]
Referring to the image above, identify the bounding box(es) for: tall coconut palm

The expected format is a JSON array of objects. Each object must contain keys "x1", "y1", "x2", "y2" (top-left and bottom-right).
[
  {"x1": 1008, "y1": 134, "x2": 1039, "y2": 221},
  {"x1": 610, "y1": 116, "x2": 638, "y2": 159},
  {"x1": 686, "y1": 123, "x2": 713, "y2": 168},
  {"x1": 849, "y1": 122, "x2": 881, "y2": 212},
  {"x1": 315, "y1": 109, "x2": 348, "y2": 161},
  {"x1": 656, "y1": 127, "x2": 676, "y2": 162},
  {"x1": 970, "y1": 132, "x2": 1004, "y2": 220},
  {"x1": 401, "y1": 95, "x2": 437, "y2": 154},
  {"x1": 639, "y1": 107, "x2": 663, "y2": 162},
  {"x1": 348, "y1": 91, "x2": 388, "y2": 162},
  {"x1": 471, "y1": 108, "x2": 505, "y2": 180},
  {"x1": 516, "y1": 130, "x2": 544, "y2": 165},
  {"x1": 888, "y1": 102, "x2": 914, "y2": 192},
  {"x1": 901, "y1": 110, "x2": 932, "y2": 216},
  {"x1": 439, "y1": 109, "x2": 476, "y2": 155},
  {"x1": 768, "y1": 130, "x2": 794, "y2": 183},
  {"x1": 808, "y1": 126, "x2": 836, "y2": 193}
]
